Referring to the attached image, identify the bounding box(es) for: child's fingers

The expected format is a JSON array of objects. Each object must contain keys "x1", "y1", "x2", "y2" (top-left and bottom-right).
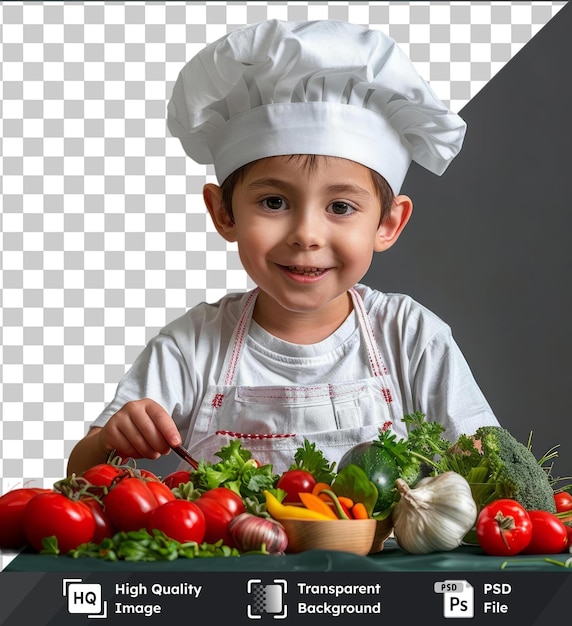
[
  {"x1": 142, "y1": 398, "x2": 182, "y2": 447},
  {"x1": 105, "y1": 399, "x2": 179, "y2": 459}
]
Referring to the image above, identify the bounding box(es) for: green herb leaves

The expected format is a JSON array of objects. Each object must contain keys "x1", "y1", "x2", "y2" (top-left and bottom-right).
[{"x1": 69, "y1": 529, "x2": 241, "y2": 562}]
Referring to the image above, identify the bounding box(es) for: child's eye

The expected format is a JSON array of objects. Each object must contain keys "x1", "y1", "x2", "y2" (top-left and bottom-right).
[
  {"x1": 261, "y1": 196, "x2": 286, "y2": 211},
  {"x1": 328, "y1": 202, "x2": 355, "y2": 216}
]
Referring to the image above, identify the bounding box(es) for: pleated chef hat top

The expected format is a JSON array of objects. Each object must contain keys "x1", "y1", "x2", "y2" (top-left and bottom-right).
[{"x1": 167, "y1": 19, "x2": 466, "y2": 194}]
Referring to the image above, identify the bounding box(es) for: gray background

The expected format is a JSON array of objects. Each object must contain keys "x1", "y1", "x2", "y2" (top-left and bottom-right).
[{"x1": 367, "y1": 1, "x2": 572, "y2": 474}]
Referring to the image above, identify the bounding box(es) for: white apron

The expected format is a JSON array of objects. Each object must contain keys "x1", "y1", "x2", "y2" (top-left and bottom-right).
[{"x1": 183, "y1": 287, "x2": 397, "y2": 474}]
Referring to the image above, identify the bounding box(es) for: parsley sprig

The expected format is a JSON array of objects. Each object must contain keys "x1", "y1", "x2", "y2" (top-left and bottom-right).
[{"x1": 288, "y1": 439, "x2": 337, "y2": 484}]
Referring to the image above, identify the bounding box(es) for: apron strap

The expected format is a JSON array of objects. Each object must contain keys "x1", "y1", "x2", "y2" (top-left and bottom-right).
[
  {"x1": 222, "y1": 288, "x2": 259, "y2": 386},
  {"x1": 348, "y1": 287, "x2": 388, "y2": 379}
]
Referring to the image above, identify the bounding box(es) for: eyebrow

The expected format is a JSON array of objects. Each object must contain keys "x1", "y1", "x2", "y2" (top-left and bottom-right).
[{"x1": 246, "y1": 178, "x2": 373, "y2": 198}]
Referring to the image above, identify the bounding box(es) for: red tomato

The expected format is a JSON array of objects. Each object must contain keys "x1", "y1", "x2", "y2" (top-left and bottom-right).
[
  {"x1": 476, "y1": 499, "x2": 532, "y2": 556},
  {"x1": 146, "y1": 480, "x2": 176, "y2": 506},
  {"x1": 199, "y1": 487, "x2": 246, "y2": 517},
  {"x1": 276, "y1": 469, "x2": 317, "y2": 503},
  {"x1": 194, "y1": 497, "x2": 236, "y2": 546},
  {"x1": 162, "y1": 470, "x2": 193, "y2": 489},
  {"x1": 82, "y1": 463, "x2": 128, "y2": 488},
  {"x1": 554, "y1": 491, "x2": 572, "y2": 513},
  {"x1": 81, "y1": 497, "x2": 116, "y2": 543},
  {"x1": 137, "y1": 468, "x2": 161, "y2": 481},
  {"x1": 522, "y1": 510, "x2": 569, "y2": 554},
  {"x1": 24, "y1": 492, "x2": 96, "y2": 553},
  {"x1": 103, "y1": 477, "x2": 161, "y2": 532},
  {"x1": 565, "y1": 525, "x2": 572, "y2": 547},
  {"x1": 0, "y1": 488, "x2": 50, "y2": 548},
  {"x1": 147, "y1": 500, "x2": 206, "y2": 544}
]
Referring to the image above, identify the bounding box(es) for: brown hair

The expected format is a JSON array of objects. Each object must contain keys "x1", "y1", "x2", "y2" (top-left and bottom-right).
[{"x1": 220, "y1": 155, "x2": 395, "y2": 224}]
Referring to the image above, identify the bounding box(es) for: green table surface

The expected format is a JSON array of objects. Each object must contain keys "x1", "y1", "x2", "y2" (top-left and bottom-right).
[{"x1": 4, "y1": 540, "x2": 572, "y2": 572}]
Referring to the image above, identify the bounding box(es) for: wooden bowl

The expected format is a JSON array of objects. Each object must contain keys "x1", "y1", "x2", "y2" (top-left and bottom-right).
[
  {"x1": 280, "y1": 517, "x2": 392, "y2": 556},
  {"x1": 369, "y1": 515, "x2": 394, "y2": 554}
]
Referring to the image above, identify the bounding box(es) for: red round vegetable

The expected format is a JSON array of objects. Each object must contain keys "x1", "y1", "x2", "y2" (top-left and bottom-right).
[
  {"x1": 521, "y1": 510, "x2": 569, "y2": 554},
  {"x1": 145, "y1": 479, "x2": 177, "y2": 506},
  {"x1": 162, "y1": 470, "x2": 193, "y2": 489},
  {"x1": 81, "y1": 463, "x2": 127, "y2": 489},
  {"x1": 276, "y1": 469, "x2": 317, "y2": 503},
  {"x1": 146, "y1": 500, "x2": 206, "y2": 544},
  {"x1": 0, "y1": 488, "x2": 50, "y2": 548},
  {"x1": 194, "y1": 497, "x2": 236, "y2": 546},
  {"x1": 476, "y1": 499, "x2": 532, "y2": 556},
  {"x1": 199, "y1": 487, "x2": 246, "y2": 516},
  {"x1": 81, "y1": 497, "x2": 116, "y2": 543},
  {"x1": 554, "y1": 491, "x2": 572, "y2": 513},
  {"x1": 103, "y1": 477, "x2": 161, "y2": 532},
  {"x1": 24, "y1": 492, "x2": 96, "y2": 553}
]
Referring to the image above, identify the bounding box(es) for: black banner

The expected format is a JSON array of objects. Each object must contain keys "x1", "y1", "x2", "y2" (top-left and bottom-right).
[{"x1": 1, "y1": 570, "x2": 570, "y2": 625}]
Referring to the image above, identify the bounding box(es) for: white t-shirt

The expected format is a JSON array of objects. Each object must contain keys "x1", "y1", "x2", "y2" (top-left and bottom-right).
[{"x1": 91, "y1": 284, "x2": 499, "y2": 444}]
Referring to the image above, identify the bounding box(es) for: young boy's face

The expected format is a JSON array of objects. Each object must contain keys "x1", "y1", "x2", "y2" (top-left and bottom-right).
[{"x1": 204, "y1": 155, "x2": 411, "y2": 332}]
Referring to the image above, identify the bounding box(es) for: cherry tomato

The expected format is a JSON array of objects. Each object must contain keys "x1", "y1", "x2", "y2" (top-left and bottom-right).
[
  {"x1": 146, "y1": 500, "x2": 206, "y2": 544},
  {"x1": 276, "y1": 469, "x2": 317, "y2": 503},
  {"x1": 162, "y1": 470, "x2": 193, "y2": 489},
  {"x1": 199, "y1": 487, "x2": 246, "y2": 517},
  {"x1": 0, "y1": 488, "x2": 50, "y2": 548},
  {"x1": 521, "y1": 510, "x2": 569, "y2": 554},
  {"x1": 103, "y1": 477, "x2": 161, "y2": 532},
  {"x1": 24, "y1": 492, "x2": 96, "y2": 553},
  {"x1": 476, "y1": 499, "x2": 532, "y2": 556},
  {"x1": 554, "y1": 491, "x2": 572, "y2": 513}
]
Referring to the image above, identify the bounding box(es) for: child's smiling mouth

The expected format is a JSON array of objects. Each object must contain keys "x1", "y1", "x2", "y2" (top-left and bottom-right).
[{"x1": 283, "y1": 265, "x2": 328, "y2": 277}]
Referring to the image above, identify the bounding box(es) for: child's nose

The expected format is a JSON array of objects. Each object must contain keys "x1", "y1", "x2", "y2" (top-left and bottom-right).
[{"x1": 286, "y1": 212, "x2": 325, "y2": 248}]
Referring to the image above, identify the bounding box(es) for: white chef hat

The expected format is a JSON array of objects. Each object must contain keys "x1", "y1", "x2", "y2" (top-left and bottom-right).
[{"x1": 167, "y1": 19, "x2": 466, "y2": 194}]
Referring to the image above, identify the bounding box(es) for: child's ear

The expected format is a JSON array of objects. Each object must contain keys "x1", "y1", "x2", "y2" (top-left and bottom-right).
[
  {"x1": 374, "y1": 195, "x2": 413, "y2": 252},
  {"x1": 203, "y1": 183, "x2": 237, "y2": 242}
]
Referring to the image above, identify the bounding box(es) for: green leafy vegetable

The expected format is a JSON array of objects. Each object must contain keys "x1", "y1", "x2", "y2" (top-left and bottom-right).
[
  {"x1": 402, "y1": 411, "x2": 451, "y2": 464},
  {"x1": 68, "y1": 529, "x2": 246, "y2": 561},
  {"x1": 336, "y1": 415, "x2": 448, "y2": 515},
  {"x1": 189, "y1": 440, "x2": 278, "y2": 504},
  {"x1": 338, "y1": 438, "x2": 400, "y2": 514},
  {"x1": 438, "y1": 425, "x2": 558, "y2": 514},
  {"x1": 330, "y1": 464, "x2": 378, "y2": 517},
  {"x1": 288, "y1": 439, "x2": 337, "y2": 484}
]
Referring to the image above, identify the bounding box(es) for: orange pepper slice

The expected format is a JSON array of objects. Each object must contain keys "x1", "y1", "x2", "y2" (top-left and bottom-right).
[
  {"x1": 298, "y1": 492, "x2": 338, "y2": 519},
  {"x1": 311, "y1": 482, "x2": 333, "y2": 501}
]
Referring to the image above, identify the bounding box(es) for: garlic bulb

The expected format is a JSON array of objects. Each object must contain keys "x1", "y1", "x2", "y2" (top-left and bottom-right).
[{"x1": 392, "y1": 472, "x2": 477, "y2": 554}]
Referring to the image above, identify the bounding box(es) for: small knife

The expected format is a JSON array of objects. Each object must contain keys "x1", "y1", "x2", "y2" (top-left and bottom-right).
[{"x1": 170, "y1": 443, "x2": 200, "y2": 469}]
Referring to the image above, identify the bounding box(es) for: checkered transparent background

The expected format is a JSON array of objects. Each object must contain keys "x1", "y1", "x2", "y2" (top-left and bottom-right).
[{"x1": 0, "y1": 0, "x2": 566, "y2": 568}]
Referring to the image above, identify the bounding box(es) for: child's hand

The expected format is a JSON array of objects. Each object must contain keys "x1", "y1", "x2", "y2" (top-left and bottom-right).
[{"x1": 97, "y1": 398, "x2": 182, "y2": 461}]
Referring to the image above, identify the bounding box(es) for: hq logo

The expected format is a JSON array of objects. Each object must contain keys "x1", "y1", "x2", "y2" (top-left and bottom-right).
[
  {"x1": 246, "y1": 579, "x2": 288, "y2": 619},
  {"x1": 62, "y1": 578, "x2": 108, "y2": 619}
]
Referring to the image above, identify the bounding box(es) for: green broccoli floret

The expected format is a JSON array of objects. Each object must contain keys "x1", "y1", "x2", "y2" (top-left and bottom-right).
[{"x1": 440, "y1": 425, "x2": 556, "y2": 513}]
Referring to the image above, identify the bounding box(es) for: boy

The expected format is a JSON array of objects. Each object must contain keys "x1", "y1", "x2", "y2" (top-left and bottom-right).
[{"x1": 67, "y1": 19, "x2": 499, "y2": 476}]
